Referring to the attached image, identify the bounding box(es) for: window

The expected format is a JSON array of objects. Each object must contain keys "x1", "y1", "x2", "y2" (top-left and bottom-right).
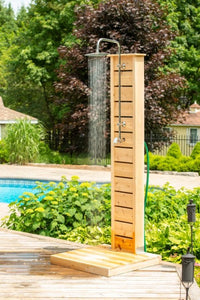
[{"x1": 190, "y1": 128, "x2": 198, "y2": 145}]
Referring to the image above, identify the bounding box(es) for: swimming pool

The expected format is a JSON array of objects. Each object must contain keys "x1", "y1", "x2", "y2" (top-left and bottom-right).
[
  {"x1": 0, "y1": 179, "x2": 108, "y2": 204},
  {"x1": 0, "y1": 179, "x2": 51, "y2": 204}
]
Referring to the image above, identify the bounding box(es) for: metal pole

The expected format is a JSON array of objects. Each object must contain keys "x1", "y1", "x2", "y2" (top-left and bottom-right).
[
  {"x1": 186, "y1": 287, "x2": 189, "y2": 300},
  {"x1": 191, "y1": 224, "x2": 193, "y2": 254}
]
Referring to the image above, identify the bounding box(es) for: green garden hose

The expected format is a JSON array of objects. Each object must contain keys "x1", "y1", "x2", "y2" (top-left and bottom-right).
[{"x1": 144, "y1": 141, "x2": 149, "y2": 252}]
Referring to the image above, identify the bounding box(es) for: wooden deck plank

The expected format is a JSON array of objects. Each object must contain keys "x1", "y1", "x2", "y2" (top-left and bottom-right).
[
  {"x1": 51, "y1": 247, "x2": 161, "y2": 277},
  {"x1": 0, "y1": 228, "x2": 199, "y2": 299}
]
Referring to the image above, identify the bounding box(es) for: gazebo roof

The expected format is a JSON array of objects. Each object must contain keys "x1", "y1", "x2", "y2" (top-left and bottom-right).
[{"x1": 0, "y1": 97, "x2": 38, "y2": 124}]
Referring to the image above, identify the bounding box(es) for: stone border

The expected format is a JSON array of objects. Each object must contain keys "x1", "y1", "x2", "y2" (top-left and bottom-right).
[
  {"x1": 26, "y1": 163, "x2": 111, "y2": 171},
  {"x1": 148, "y1": 170, "x2": 199, "y2": 177},
  {"x1": 27, "y1": 163, "x2": 200, "y2": 177}
]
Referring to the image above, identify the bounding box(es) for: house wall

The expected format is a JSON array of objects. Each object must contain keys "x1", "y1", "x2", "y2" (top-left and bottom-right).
[
  {"x1": 171, "y1": 126, "x2": 187, "y2": 136},
  {"x1": 153, "y1": 125, "x2": 200, "y2": 156},
  {"x1": 0, "y1": 125, "x2": 7, "y2": 140},
  {"x1": 172, "y1": 126, "x2": 194, "y2": 156}
]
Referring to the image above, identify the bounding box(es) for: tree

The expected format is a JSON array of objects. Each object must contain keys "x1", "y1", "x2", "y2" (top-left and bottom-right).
[
  {"x1": 54, "y1": 0, "x2": 186, "y2": 152},
  {"x1": 159, "y1": 0, "x2": 200, "y2": 105},
  {"x1": 0, "y1": 0, "x2": 16, "y2": 90},
  {"x1": 2, "y1": 0, "x2": 100, "y2": 128}
]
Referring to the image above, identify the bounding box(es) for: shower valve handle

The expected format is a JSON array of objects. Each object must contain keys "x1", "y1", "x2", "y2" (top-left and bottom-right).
[{"x1": 117, "y1": 121, "x2": 126, "y2": 127}]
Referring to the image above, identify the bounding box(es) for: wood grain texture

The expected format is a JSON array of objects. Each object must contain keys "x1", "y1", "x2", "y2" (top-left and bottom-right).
[
  {"x1": 0, "y1": 228, "x2": 197, "y2": 299},
  {"x1": 51, "y1": 247, "x2": 161, "y2": 277},
  {"x1": 111, "y1": 54, "x2": 145, "y2": 253}
]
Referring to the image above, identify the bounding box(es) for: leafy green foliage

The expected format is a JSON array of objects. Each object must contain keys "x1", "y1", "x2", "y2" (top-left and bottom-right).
[
  {"x1": 1, "y1": 0, "x2": 100, "y2": 129},
  {"x1": 0, "y1": 1, "x2": 16, "y2": 88},
  {"x1": 145, "y1": 143, "x2": 200, "y2": 173},
  {"x1": 159, "y1": 0, "x2": 200, "y2": 104},
  {"x1": 0, "y1": 140, "x2": 8, "y2": 163},
  {"x1": 6, "y1": 119, "x2": 45, "y2": 164},
  {"x1": 54, "y1": 0, "x2": 185, "y2": 153},
  {"x1": 2, "y1": 176, "x2": 111, "y2": 242},
  {"x1": 59, "y1": 226, "x2": 111, "y2": 245},
  {"x1": 167, "y1": 142, "x2": 182, "y2": 159},
  {"x1": 190, "y1": 142, "x2": 200, "y2": 159},
  {"x1": 194, "y1": 262, "x2": 200, "y2": 287},
  {"x1": 145, "y1": 184, "x2": 200, "y2": 262}
]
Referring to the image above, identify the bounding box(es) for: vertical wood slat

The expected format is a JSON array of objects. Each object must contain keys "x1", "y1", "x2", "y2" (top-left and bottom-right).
[{"x1": 110, "y1": 54, "x2": 145, "y2": 254}]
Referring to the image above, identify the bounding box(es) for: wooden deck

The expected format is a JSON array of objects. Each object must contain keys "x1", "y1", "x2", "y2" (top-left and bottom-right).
[{"x1": 0, "y1": 228, "x2": 199, "y2": 300}]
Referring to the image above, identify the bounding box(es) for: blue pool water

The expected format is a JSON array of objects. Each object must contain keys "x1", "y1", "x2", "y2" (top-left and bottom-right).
[
  {"x1": 0, "y1": 179, "x2": 51, "y2": 204},
  {"x1": 0, "y1": 179, "x2": 109, "y2": 204}
]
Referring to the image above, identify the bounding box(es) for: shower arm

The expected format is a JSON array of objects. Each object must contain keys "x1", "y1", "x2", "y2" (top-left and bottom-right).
[{"x1": 96, "y1": 38, "x2": 123, "y2": 143}]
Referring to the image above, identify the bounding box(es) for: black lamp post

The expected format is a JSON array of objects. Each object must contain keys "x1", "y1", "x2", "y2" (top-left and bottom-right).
[
  {"x1": 181, "y1": 199, "x2": 196, "y2": 300},
  {"x1": 187, "y1": 199, "x2": 196, "y2": 254}
]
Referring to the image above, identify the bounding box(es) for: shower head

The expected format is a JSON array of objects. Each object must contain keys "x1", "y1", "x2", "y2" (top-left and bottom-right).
[
  {"x1": 85, "y1": 52, "x2": 107, "y2": 58},
  {"x1": 96, "y1": 38, "x2": 120, "y2": 55},
  {"x1": 86, "y1": 38, "x2": 120, "y2": 58}
]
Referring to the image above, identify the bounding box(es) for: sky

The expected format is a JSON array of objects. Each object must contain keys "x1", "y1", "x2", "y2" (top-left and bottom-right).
[{"x1": 4, "y1": 0, "x2": 32, "y2": 13}]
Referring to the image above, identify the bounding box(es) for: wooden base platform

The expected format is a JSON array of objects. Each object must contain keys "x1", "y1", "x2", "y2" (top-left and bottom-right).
[{"x1": 51, "y1": 247, "x2": 161, "y2": 277}]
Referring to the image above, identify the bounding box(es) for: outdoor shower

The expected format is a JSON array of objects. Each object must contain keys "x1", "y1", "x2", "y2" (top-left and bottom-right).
[
  {"x1": 87, "y1": 38, "x2": 145, "y2": 253},
  {"x1": 51, "y1": 41, "x2": 159, "y2": 277}
]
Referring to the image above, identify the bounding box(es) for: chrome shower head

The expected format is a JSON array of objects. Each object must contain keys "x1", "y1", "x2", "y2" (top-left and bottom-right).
[{"x1": 85, "y1": 52, "x2": 107, "y2": 58}]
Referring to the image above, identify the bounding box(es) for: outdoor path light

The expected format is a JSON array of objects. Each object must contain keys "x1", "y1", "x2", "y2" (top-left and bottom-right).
[
  {"x1": 181, "y1": 199, "x2": 196, "y2": 300},
  {"x1": 187, "y1": 199, "x2": 196, "y2": 254},
  {"x1": 181, "y1": 251, "x2": 195, "y2": 300}
]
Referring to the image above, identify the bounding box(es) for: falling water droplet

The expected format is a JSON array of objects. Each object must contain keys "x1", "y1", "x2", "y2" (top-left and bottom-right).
[{"x1": 88, "y1": 55, "x2": 107, "y2": 164}]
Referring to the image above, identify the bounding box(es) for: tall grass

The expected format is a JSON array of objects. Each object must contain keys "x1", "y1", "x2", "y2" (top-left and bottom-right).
[{"x1": 6, "y1": 119, "x2": 44, "y2": 164}]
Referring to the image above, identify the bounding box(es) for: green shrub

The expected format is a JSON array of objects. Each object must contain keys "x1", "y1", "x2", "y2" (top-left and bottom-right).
[
  {"x1": 191, "y1": 142, "x2": 200, "y2": 159},
  {"x1": 148, "y1": 153, "x2": 165, "y2": 170},
  {"x1": 6, "y1": 119, "x2": 45, "y2": 165},
  {"x1": 177, "y1": 156, "x2": 193, "y2": 172},
  {"x1": 167, "y1": 142, "x2": 182, "y2": 159},
  {"x1": 146, "y1": 151, "x2": 198, "y2": 173},
  {"x1": 37, "y1": 142, "x2": 67, "y2": 164},
  {"x1": 157, "y1": 156, "x2": 179, "y2": 171},
  {"x1": 189, "y1": 155, "x2": 200, "y2": 173},
  {"x1": 59, "y1": 226, "x2": 111, "y2": 245},
  {"x1": 38, "y1": 141, "x2": 52, "y2": 156},
  {"x1": 145, "y1": 184, "x2": 200, "y2": 262},
  {"x1": 145, "y1": 216, "x2": 200, "y2": 262},
  {"x1": 0, "y1": 140, "x2": 9, "y2": 163},
  {"x1": 2, "y1": 176, "x2": 111, "y2": 237}
]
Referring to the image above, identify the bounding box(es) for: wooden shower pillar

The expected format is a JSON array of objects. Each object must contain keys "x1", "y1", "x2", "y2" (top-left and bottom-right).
[{"x1": 110, "y1": 54, "x2": 145, "y2": 253}]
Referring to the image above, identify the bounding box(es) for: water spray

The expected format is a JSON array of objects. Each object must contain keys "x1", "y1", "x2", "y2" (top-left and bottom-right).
[{"x1": 87, "y1": 38, "x2": 125, "y2": 145}]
